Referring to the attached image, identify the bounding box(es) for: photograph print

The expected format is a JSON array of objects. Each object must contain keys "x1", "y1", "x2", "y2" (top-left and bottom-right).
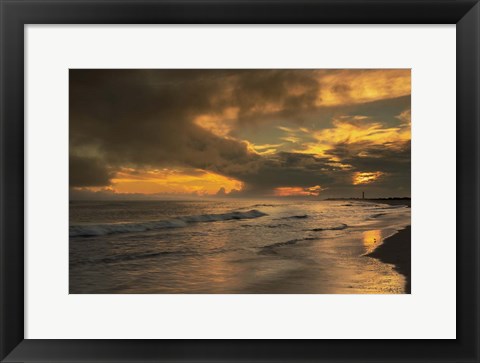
[{"x1": 69, "y1": 69, "x2": 411, "y2": 294}]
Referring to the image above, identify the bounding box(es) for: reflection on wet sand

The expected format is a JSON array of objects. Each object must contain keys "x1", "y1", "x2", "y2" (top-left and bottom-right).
[{"x1": 363, "y1": 229, "x2": 383, "y2": 254}]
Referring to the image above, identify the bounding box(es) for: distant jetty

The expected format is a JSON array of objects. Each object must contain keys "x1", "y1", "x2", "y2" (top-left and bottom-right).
[
  {"x1": 325, "y1": 197, "x2": 411, "y2": 207},
  {"x1": 325, "y1": 197, "x2": 411, "y2": 201}
]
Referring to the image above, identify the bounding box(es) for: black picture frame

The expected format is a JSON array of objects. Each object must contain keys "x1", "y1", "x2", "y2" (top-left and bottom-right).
[{"x1": 1, "y1": 0, "x2": 479, "y2": 362}]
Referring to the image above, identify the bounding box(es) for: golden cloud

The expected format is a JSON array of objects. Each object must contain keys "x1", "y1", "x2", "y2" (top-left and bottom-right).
[
  {"x1": 352, "y1": 171, "x2": 385, "y2": 185},
  {"x1": 298, "y1": 114, "x2": 411, "y2": 157},
  {"x1": 105, "y1": 168, "x2": 243, "y2": 195},
  {"x1": 315, "y1": 69, "x2": 411, "y2": 107},
  {"x1": 193, "y1": 107, "x2": 239, "y2": 137},
  {"x1": 246, "y1": 142, "x2": 285, "y2": 155}
]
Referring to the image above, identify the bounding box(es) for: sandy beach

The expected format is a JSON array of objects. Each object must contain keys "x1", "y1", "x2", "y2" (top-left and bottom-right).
[
  {"x1": 365, "y1": 199, "x2": 411, "y2": 293},
  {"x1": 367, "y1": 226, "x2": 411, "y2": 293},
  {"x1": 358, "y1": 199, "x2": 412, "y2": 294}
]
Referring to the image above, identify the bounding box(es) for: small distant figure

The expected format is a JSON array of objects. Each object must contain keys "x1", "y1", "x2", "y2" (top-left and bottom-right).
[{"x1": 362, "y1": 191, "x2": 365, "y2": 199}]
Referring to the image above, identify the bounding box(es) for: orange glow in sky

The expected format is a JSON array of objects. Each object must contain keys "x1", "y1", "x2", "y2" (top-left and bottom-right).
[
  {"x1": 274, "y1": 185, "x2": 323, "y2": 197},
  {"x1": 106, "y1": 168, "x2": 243, "y2": 195}
]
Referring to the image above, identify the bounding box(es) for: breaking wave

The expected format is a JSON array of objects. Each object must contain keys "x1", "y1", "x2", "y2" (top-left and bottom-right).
[{"x1": 70, "y1": 209, "x2": 267, "y2": 237}]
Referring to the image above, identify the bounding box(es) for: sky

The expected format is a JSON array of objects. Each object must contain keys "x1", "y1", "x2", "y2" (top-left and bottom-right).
[{"x1": 69, "y1": 69, "x2": 411, "y2": 200}]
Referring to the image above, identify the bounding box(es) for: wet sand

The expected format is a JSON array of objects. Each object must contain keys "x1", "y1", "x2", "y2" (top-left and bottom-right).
[
  {"x1": 363, "y1": 199, "x2": 411, "y2": 293},
  {"x1": 367, "y1": 226, "x2": 411, "y2": 293}
]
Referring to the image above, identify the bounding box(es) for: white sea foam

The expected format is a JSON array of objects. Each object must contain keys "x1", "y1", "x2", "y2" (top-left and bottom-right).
[{"x1": 69, "y1": 209, "x2": 267, "y2": 237}]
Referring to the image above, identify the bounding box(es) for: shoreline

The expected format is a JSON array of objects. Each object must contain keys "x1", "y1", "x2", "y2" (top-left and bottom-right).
[
  {"x1": 367, "y1": 226, "x2": 411, "y2": 293},
  {"x1": 363, "y1": 198, "x2": 411, "y2": 293}
]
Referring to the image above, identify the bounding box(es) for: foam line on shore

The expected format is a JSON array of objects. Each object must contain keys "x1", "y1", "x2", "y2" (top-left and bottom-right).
[{"x1": 70, "y1": 209, "x2": 267, "y2": 237}]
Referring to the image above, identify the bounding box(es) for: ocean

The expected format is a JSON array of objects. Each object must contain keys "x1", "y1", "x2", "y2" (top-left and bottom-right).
[{"x1": 69, "y1": 200, "x2": 411, "y2": 294}]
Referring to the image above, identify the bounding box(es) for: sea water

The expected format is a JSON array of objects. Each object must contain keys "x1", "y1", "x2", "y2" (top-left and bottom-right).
[{"x1": 69, "y1": 200, "x2": 410, "y2": 294}]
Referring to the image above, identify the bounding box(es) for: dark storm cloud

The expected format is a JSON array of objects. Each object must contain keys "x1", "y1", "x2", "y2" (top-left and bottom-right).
[
  {"x1": 70, "y1": 69, "x2": 322, "y2": 187},
  {"x1": 232, "y1": 70, "x2": 320, "y2": 119},
  {"x1": 70, "y1": 70, "x2": 252, "y2": 182},
  {"x1": 327, "y1": 141, "x2": 411, "y2": 174},
  {"x1": 69, "y1": 155, "x2": 112, "y2": 187},
  {"x1": 233, "y1": 152, "x2": 336, "y2": 195},
  {"x1": 325, "y1": 141, "x2": 411, "y2": 194}
]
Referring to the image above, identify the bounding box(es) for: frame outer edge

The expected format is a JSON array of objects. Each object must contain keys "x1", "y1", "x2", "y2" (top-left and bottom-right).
[
  {"x1": 0, "y1": 0, "x2": 4, "y2": 358},
  {"x1": 0, "y1": 1, "x2": 26, "y2": 361},
  {"x1": 457, "y1": 1, "x2": 480, "y2": 361},
  {"x1": 1, "y1": 0, "x2": 480, "y2": 362}
]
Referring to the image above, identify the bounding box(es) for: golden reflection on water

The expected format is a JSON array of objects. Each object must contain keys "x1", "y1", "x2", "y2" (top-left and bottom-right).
[{"x1": 363, "y1": 229, "x2": 382, "y2": 254}]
